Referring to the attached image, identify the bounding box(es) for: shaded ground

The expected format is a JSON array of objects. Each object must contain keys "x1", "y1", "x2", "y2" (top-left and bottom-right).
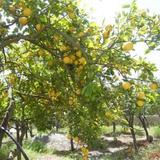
[{"x1": 33, "y1": 132, "x2": 156, "y2": 160}]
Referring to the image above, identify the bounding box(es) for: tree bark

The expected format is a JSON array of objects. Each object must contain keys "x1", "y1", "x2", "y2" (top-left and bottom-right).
[
  {"x1": 139, "y1": 115, "x2": 149, "y2": 139},
  {"x1": 16, "y1": 122, "x2": 21, "y2": 160},
  {"x1": 130, "y1": 125, "x2": 138, "y2": 153},
  {"x1": 139, "y1": 115, "x2": 153, "y2": 143},
  {"x1": 112, "y1": 122, "x2": 117, "y2": 141},
  {"x1": 70, "y1": 137, "x2": 74, "y2": 151},
  {"x1": 0, "y1": 99, "x2": 14, "y2": 148},
  {"x1": 129, "y1": 115, "x2": 138, "y2": 153},
  {"x1": 0, "y1": 126, "x2": 29, "y2": 160}
]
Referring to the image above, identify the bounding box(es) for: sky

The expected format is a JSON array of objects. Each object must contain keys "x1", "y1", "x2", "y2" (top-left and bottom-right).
[{"x1": 80, "y1": 0, "x2": 160, "y2": 78}]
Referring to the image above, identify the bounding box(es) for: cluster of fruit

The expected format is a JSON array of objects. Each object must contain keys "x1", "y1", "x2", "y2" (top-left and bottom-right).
[
  {"x1": 122, "y1": 81, "x2": 158, "y2": 107},
  {"x1": 9, "y1": 3, "x2": 44, "y2": 32},
  {"x1": 103, "y1": 24, "x2": 113, "y2": 39},
  {"x1": 63, "y1": 50, "x2": 86, "y2": 72},
  {"x1": 48, "y1": 89, "x2": 60, "y2": 101},
  {"x1": 81, "y1": 147, "x2": 89, "y2": 160},
  {"x1": 68, "y1": 96, "x2": 77, "y2": 106}
]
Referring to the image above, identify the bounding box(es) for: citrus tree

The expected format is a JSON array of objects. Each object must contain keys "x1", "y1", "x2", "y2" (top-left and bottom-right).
[{"x1": 0, "y1": 0, "x2": 160, "y2": 158}]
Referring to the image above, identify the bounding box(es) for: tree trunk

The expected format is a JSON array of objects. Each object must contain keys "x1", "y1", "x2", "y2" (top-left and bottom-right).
[
  {"x1": 112, "y1": 122, "x2": 117, "y2": 141},
  {"x1": 0, "y1": 99, "x2": 14, "y2": 148},
  {"x1": 70, "y1": 137, "x2": 74, "y2": 151},
  {"x1": 55, "y1": 120, "x2": 59, "y2": 133},
  {"x1": 25, "y1": 129, "x2": 28, "y2": 139},
  {"x1": 0, "y1": 126, "x2": 29, "y2": 160},
  {"x1": 16, "y1": 122, "x2": 21, "y2": 160},
  {"x1": 139, "y1": 116, "x2": 149, "y2": 140},
  {"x1": 112, "y1": 122, "x2": 116, "y2": 134},
  {"x1": 130, "y1": 126, "x2": 138, "y2": 153},
  {"x1": 129, "y1": 115, "x2": 138, "y2": 153}
]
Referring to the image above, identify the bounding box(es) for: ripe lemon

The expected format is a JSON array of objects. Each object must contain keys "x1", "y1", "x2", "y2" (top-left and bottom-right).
[
  {"x1": 48, "y1": 90, "x2": 56, "y2": 98},
  {"x1": 0, "y1": 1, "x2": 3, "y2": 8},
  {"x1": 68, "y1": 27, "x2": 76, "y2": 33},
  {"x1": 79, "y1": 57, "x2": 86, "y2": 65},
  {"x1": 68, "y1": 12, "x2": 75, "y2": 19},
  {"x1": 81, "y1": 147, "x2": 89, "y2": 155},
  {"x1": 78, "y1": 32, "x2": 85, "y2": 37},
  {"x1": 75, "y1": 50, "x2": 82, "y2": 58},
  {"x1": 35, "y1": 24, "x2": 44, "y2": 32},
  {"x1": 137, "y1": 100, "x2": 144, "y2": 107},
  {"x1": 63, "y1": 56, "x2": 72, "y2": 64},
  {"x1": 60, "y1": 45, "x2": 70, "y2": 52},
  {"x1": 149, "y1": 83, "x2": 158, "y2": 91},
  {"x1": 23, "y1": 8, "x2": 32, "y2": 17},
  {"x1": 53, "y1": 35, "x2": 61, "y2": 41},
  {"x1": 19, "y1": 17, "x2": 28, "y2": 25},
  {"x1": 74, "y1": 60, "x2": 78, "y2": 65},
  {"x1": 137, "y1": 92, "x2": 145, "y2": 100},
  {"x1": 9, "y1": 5, "x2": 16, "y2": 13},
  {"x1": 17, "y1": 2, "x2": 25, "y2": 9},
  {"x1": 105, "y1": 24, "x2": 113, "y2": 32},
  {"x1": 70, "y1": 55, "x2": 76, "y2": 61},
  {"x1": 8, "y1": 74, "x2": 17, "y2": 85},
  {"x1": 122, "y1": 82, "x2": 131, "y2": 90},
  {"x1": 122, "y1": 42, "x2": 134, "y2": 52},
  {"x1": 103, "y1": 31, "x2": 109, "y2": 39}
]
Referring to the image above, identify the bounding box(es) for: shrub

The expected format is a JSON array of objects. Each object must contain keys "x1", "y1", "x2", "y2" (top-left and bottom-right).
[{"x1": 25, "y1": 140, "x2": 47, "y2": 153}]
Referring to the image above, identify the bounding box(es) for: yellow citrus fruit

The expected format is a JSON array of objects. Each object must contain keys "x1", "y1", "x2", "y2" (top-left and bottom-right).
[
  {"x1": 9, "y1": 5, "x2": 16, "y2": 13},
  {"x1": 79, "y1": 57, "x2": 86, "y2": 65},
  {"x1": 48, "y1": 90, "x2": 56, "y2": 98},
  {"x1": 78, "y1": 32, "x2": 85, "y2": 37},
  {"x1": 137, "y1": 100, "x2": 144, "y2": 107},
  {"x1": 17, "y1": 2, "x2": 25, "y2": 9},
  {"x1": 63, "y1": 56, "x2": 72, "y2": 64},
  {"x1": 0, "y1": 0, "x2": 3, "y2": 8},
  {"x1": 81, "y1": 147, "x2": 89, "y2": 156},
  {"x1": 70, "y1": 55, "x2": 76, "y2": 61},
  {"x1": 53, "y1": 35, "x2": 61, "y2": 41},
  {"x1": 67, "y1": 5, "x2": 74, "y2": 12},
  {"x1": 75, "y1": 50, "x2": 82, "y2": 58},
  {"x1": 149, "y1": 83, "x2": 158, "y2": 91},
  {"x1": 23, "y1": 8, "x2": 32, "y2": 17},
  {"x1": 122, "y1": 82, "x2": 131, "y2": 90},
  {"x1": 60, "y1": 45, "x2": 70, "y2": 52},
  {"x1": 103, "y1": 31, "x2": 109, "y2": 39},
  {"x1": 35, "y1": 24, "x2": 44, "y2": 32},
  {"x1": 68, "y1": 27, "x2": 76, "y2": 33},
  {"x1": 8, "y1": 74, "x2": 17, "y2": 85},
  {"x1": 38, "y1": 50, "x2": 45, "y2": 56},
  {"x1": 137, "y1": 92, "x2": 145, "y2": 100},
  {"x1": 19, "y1": 17, "x2": 28, "y2": 25},
  {"x1": 68, "y1": 12, "x2": 75, "y2": 19},
  {"x1": 74, "y1": 60, "x2": 78, "y2": 65},
  {"x1": 105, "y1": 24, "x2": 113, "y2": 32},
  {"x1": 122, "y1": 42, "x2": 134, "y2": 52}
]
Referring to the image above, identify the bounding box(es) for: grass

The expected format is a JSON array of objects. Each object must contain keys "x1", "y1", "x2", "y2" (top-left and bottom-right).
[
  {"x1": 150, "y1": 126, "x2": 160, "y2": 138},
  {"x1": 0, "y1": 141, "x2": 15, "y2": 160},
  {"x1": 101, "y1": 125, "x2": 145, "y2": 137},
  {"x1": 24, "y1": 140, "x2": 47, "y2": 153},
  {"x1": 1, "y1": 125, "x2": 160, "y2": 160},
  {"x1": 133, "y1": 140, "x2": 160, "y2": 160}
]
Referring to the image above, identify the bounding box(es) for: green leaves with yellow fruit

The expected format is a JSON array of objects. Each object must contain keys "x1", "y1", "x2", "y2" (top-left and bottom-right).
[{"x1": 82, "y1": 82, "x2": 101, "y2": 101}]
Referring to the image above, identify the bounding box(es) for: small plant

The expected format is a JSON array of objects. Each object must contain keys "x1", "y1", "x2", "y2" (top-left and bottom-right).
[
  {"x1": 0, "y1": 142, "x2": 15, "y2": 159},
  {"x1": 25, "y1": 140, "x2": 47, "y2": 153},
  {"x1": 152, "y1": 126, "x2": 160, "y2": 138}
]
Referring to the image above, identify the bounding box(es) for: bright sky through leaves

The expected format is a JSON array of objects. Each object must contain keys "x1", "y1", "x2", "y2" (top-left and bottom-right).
[{"x1": 81, "y1": 0, "x2": 160, "y2": 78}]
